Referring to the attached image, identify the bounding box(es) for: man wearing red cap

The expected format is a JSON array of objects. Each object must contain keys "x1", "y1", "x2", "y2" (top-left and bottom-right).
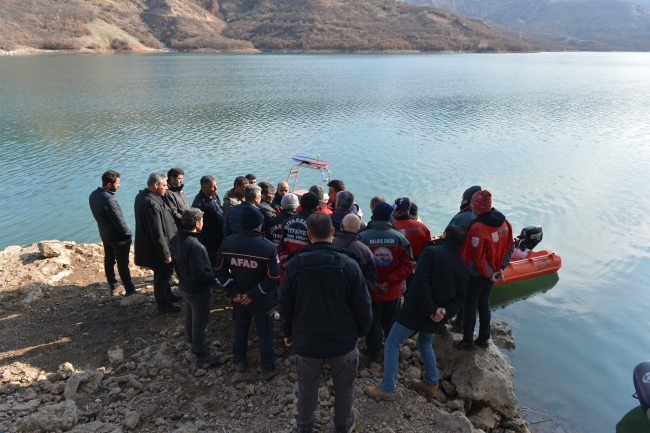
[{"x1": 455, "y1": 190, "x2": 514, "y2": 351}]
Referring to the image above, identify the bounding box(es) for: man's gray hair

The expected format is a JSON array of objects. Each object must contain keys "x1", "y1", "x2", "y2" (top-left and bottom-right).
[
  {"x1": 336, "y1": 191, "x2": 354, "y2": 210},
  {"x1": 200, "y1": 175, "x2": 216, "y2": 187},
  {"x1": 147, "y1": 172, "x2": 166, "y2": 187},
  {"x1": 181, "y1": 208, "x2": 203, "y2": 230},
  {"x1": 309, "y1": 184, "x2": 325, "y2": 200},
  {"x1": 244, "y1": 184, "x2": 262, "y2": 202},
  {"x1": 370, "y1": 196, "x2": 385, "y2": 207}
]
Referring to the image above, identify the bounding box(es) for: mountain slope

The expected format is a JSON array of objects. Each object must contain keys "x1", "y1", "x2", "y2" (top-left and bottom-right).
[
  {"x1": 0, "y1": 0, "x2": 561, "y2": 53},
  {"x1": 406, "y1": 0, "x2": 650, "y2": 50}
]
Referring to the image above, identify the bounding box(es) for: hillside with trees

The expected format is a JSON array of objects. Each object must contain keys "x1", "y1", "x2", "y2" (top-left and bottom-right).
[
  {"x1": 0, "y1": 0, "x2": 567, "y2": 53},
  {"x1": 406, "y1": 0, "x2": 650, "y2": 51}
]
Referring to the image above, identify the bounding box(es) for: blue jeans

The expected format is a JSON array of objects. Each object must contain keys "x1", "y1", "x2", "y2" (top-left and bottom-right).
[{"x1": 379, "y1": 321, "x2": 438, "y2": 393}]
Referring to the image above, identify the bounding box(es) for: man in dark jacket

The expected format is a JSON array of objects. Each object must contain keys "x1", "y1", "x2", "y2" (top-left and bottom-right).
[
  {"x1": 331, "y1": 191, "x2": 365, "y2": 233},
  {"x1": 279, "y1": 213, "x2": 372, "y2": 433},
  {"x1": 222, "y1": 176, "x2": 249, "y2": 219},
  {"x1": 332, "y1": 214, "x2": 377, "y2": 292},
  {"x1": 224, "y1": 184, "x2": 262, "y2": 237},
  {"x1": 134, "y1": 172, "x2": 180, "y2": 313},
  {"x1": 271, "y1": 181, "x2": 289, "y2": 213},
  {"x1": 89, "y1": 170, "x2": 137, "y2": 296},
  {"x1": 364, "y1": 225, "x2": 469, "y2": 401},
  {"x1": 214, "y1": 206, "x2": 282, "y2": 381},
  {"x1": 268, "y1": 193, "x2": 299, "y2": 248},
  {"x1": 169, "y1": 209, "x2": 220, "y2": 368},
  {"x1": 456, "y1": 190, "x2": 514, "y2": 351},
  {"x1": 446, "y1": 185, "x2": 482, "y2": 333},
  {"x1": 162, "y1": 168, "x2": 190, "y2": 228},
  {"x1": 191, "y1": 175, "x2": 224, "y2": 265},
  {"x1": 257, "y1": 182, "x2": 277, "y2": 236}
]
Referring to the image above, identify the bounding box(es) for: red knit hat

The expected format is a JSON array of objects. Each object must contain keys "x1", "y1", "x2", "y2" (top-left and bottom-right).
[{"x1": 472, "y1": 190, "x2": 492, "y2": 213}]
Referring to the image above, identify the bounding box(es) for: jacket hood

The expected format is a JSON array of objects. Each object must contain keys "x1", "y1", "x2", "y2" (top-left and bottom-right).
[
  {"x1": 475, "y1": 208, "x2": 506, "y2": 227},
  {"x1": 459, "y1": 204, "x2": 471, "y2": 213},
  {"x1": 168, "y1": 183, "x2": 184, "y2": 193},
  {"x1": 177, "y1": 228, "x2": 200, "y2": 239},
  {"x1": 334, "y1": 230, "x2": 361, "y2": 246},
  {"x1": 366, "y1": 220, "x2": 394, "y2": 230}
]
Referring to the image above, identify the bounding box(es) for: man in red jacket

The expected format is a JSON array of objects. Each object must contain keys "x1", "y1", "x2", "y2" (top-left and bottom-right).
[
  {"x1": 455, "y1": 190, "x2": 514, "y2": 351},
  {"x1": 359, "y1": 202, "x2": 413, "y2": 364}
]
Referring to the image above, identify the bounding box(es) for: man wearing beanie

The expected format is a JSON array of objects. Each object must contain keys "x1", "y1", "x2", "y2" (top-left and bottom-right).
[
  {"x1": 268, "y1": 193, "x2": 299, "y2": 248},
  {"x1": 455, "y1": 190, "x2": 514, "y2": 351},
  {"x1": 278, "y1": 192, "x2": 320, "y2": 268},
  {"x1": 445, "y1": 185, "x2": 481, "y2": 334},
  {"x1": 214, "y1": 205, "x2": 283, "y2": 381},
  {"x1": 359, "y1": 202, "x2": 414, "y2": 364},
  {"x1": 449, "y1": 185, "x2": 482, "y2": 230}
]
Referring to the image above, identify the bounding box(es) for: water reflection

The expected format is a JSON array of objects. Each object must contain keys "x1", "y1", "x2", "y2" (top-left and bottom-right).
[{"x1": 491, "y1": 273, "x2": 560, "y2": 309}]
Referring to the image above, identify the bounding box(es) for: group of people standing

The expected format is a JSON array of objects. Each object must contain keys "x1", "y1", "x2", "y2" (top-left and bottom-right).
[{"x1": 89, "y1": 169, "x2": 514, "y2": 433}]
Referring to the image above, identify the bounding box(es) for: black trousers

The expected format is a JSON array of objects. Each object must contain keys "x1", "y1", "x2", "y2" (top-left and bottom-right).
[
  {"x1": 366, "y1": 297, "x2": 401, "y2": 359},
  {"x1": 102, "y1": 239, "x2": 135, "y2": 292},
  {"x1": 233, "y1": 304, "x2": 276, "y2": 372},
  {"x1": 462, "y1": 275, "x2": 494, "y2": 344},
  {"x1": 182, "y1": 290, "x2": 212, "y2": 355},
  {"x1": 152, "y1": 262, "x2": 174, "y2": 306}
]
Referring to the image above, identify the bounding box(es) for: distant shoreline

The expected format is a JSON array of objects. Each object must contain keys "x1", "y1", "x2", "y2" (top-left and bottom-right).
[{"x1": 0, "y1": 47, "x2": 586, "y2": 56}]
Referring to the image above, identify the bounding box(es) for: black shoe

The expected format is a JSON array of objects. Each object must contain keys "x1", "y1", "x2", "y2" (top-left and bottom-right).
[
  {"x1": 124, "y1": 288, "x2": 141, "y2": 297},
  {"x1": 437, "y1": 324, "x2": 450, "y2": 336},
  {"x1": 158, "y1": 303, "x2": 181, "y2": 314},
  {"x1": 194, "y1": 352, "x2": 221, "y2": 368},
  {"x1": 335, "y1": 408, "x2": 357, "y2": 433},
  {"x1": 473, "y1": 339, "x2": 489, "y2": 349},
  {"x1": 168, "y1": 292, "x2": 182, "y2": 303},
  {"x1": 187, "y1": 340, "x2": 212, "y2": 351},
  {"x1": 453, "y1": 340, "x2": 475, "y2": 351},
  {"x1": 235, "y1": 363, "x2": 246, "y2": 373},
  {"x1": 259, "y1": 360, "x2": 282, "y2": 381}
]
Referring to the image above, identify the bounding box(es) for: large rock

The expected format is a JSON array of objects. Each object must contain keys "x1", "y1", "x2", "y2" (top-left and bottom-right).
[
  {"x1": 469, "y1": 406, "x2": 498, "y2": 430},
  {"x1": 124, "y1": 411, "x2": 140, "y2": 430},
  {"x1": 491, "y1": 321, "x2": 516, "y2": 351},
  {"x1": 18, "y1": 282, "x2": 48, "y2": 306},
  {"x1": 37, "y1": 241, "x2": 67, "y2": 258},
  {"x1": 428, "y1": 409, "x2": 474, "y2": 432},
  {"x1": 18, "y1": 400, "x2": 80, "y2": 432},
  {"x1": 433, "y1": 335, "x2": 518, "y2": 417},
  {"x1": 64, "y1": 370, "x2": 104, "y2": 400},
  {"x1": 108, "y1": 346, "x2": 124, "y2": 366}
]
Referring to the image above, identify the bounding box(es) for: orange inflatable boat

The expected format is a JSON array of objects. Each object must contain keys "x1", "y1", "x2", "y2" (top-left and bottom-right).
[{"x1": 496, "y1": 249, "x2": 562, "y2": 287}]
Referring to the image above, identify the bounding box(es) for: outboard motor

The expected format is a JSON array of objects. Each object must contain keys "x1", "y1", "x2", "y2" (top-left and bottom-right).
[
  {"x1": 512, "y1": 225, "x2": 543, "y2": 260},
  {"x1": 634, "y1": 361, "x2": 650, "y2": 421}
]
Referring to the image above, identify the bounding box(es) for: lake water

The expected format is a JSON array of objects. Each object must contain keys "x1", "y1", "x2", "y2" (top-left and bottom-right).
[{"x1": 1, "y1": 52, "x2": 650, "y2": 432}]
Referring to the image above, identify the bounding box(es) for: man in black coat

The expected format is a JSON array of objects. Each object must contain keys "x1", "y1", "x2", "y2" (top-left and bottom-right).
[
  {"x1": 162, "y1": 167, "x2": 190, "y2": 229},
  {"x1": 134, "y1": 172, "x2": 181, "y2": 313},
  {"x1": 214, "y1": 206, "x2": 282, "y2": 381},
  {"x1": 89, "y1": 170, "x2": 137, "y2": 296},
  {"x1": 279, "y1": 213, "x2": 372, "y2": 433},
  {"x1": 364, "y1": 225, "x2": 469, "y2": 402},
  {"x1": 170, "y1": 208, "x2": 221, "y2": 368},
  {"x1": 191, "y1": 175, "x2": 224, "y2": 265}
]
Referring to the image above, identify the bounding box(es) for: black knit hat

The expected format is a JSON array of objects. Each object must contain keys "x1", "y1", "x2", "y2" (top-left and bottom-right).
[
  {"x1": 300, "y1": 192, "x2": 320, "y2": 211},
  {"x1": 372, "y1": 202, "x2": 393, "y2": 221},
  {"x1": 240, "y1": 206, "x2": 264, "y2": 230},
  {"x1": 463, "y1": 185, "x2": 482, "y2": 203}
]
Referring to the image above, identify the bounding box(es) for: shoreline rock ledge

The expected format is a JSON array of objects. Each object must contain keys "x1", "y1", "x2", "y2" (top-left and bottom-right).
[{"x1": 0, "y1": 241, "x2": 535, "y2": 433}]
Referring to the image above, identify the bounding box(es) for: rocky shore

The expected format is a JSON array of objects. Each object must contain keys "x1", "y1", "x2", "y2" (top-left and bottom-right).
[{"x1": 0, "y1": 241, "x2": 533, "y2": 433}]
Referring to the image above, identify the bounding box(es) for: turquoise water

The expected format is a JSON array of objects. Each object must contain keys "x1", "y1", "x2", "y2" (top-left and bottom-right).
[{"x1": 1, "y1": 52, "x2": 650, "y2": 432}]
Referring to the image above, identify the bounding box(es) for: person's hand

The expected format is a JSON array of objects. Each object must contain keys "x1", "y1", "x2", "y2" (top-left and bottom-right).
[
  {"x1": 240, "y1": 294, "x2": 252, "y2": 305},
  {"x1": 357, "y1": 337, "x2": 362, "y2": 343},
  {"x1": 491, "y1": 270, "x2": 505, "y2": 283},
  {"x1": 435, "y1": 308, "x2": 446, "y2": 322},
  {"x1": 371, "y1": 283, "x2": 383, "y2": 295},
  {"x1": 232, "y1": 293, "x2": 242, "y2": 303},
  {"x1": 284, "y1": 337, "x2": 293, "y2": 347},
  {"x1": 164, "y1": 257, "x2": 172, "y2": 264}
]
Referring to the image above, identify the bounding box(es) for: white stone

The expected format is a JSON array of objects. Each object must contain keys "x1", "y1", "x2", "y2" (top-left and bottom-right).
[
  {"x1": 108, "y1": 346, "x2": 124, "y2": 366},
  {"x1": 18, "y1": 400, "x2": 80, "y2": 432}
]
